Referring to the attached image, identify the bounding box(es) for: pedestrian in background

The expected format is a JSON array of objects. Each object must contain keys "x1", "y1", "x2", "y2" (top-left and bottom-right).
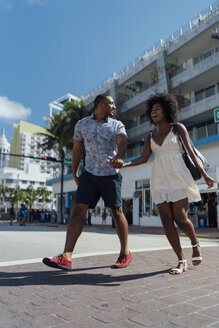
[
  {"x1": 20, "y1": 204, "x2": 27, "y2": 226},
  {"x1": 9, "y1": 204, "x2": 15, "y2": 226},
  {"x1": 18, "y1": 204, "x2": 23, "y2": 224},
  {"x1": 102, "y1": 208, "x2": 107, "y2": 224},
  {"x1": 43, "y1": 94, "x2": 132, "y2": 270},
  {"x1": 122, "y1": 93, "x2": 214, "y2": 275}
]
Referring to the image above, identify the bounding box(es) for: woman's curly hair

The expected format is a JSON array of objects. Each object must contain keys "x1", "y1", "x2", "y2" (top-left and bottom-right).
[{"x1": 145, "y1": 93, "x2": 178, "y2": 124}]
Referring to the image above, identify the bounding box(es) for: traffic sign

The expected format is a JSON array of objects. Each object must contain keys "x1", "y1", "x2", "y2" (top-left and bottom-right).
[
  {"x1": 214, "y1": 108, "x2": 219, "y2": 123},
  {"x1": 64, "y1": 158, "x2": 72, "y2": 166}
]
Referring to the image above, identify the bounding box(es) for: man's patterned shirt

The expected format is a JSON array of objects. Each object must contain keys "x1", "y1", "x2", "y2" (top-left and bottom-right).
[{"x1": 73, "y1": 114, "x2": 127, "y2": 176}]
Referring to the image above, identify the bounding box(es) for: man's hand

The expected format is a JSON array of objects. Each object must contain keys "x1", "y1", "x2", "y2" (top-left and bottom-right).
[
  {"x1": 73, "y1": 173, "x2": 80, "y2": 185},
  {"x1": 109, "y1": 157, "x2": 124, "y2": 168}
]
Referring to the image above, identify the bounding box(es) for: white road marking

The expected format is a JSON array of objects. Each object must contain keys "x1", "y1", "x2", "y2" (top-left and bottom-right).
[{"x1": 0, "y1": 244, "x2": 218, "y2": 268}]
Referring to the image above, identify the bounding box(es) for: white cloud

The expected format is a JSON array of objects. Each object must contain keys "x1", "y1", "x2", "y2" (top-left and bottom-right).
[{"x1": 0, "y1": 96, "x2": 31, "y2": 122}]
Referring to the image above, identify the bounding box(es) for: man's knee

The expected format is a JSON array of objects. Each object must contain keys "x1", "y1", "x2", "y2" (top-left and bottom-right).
[
  {"x1": 111, "y1": 207, "x2": 123, "y2": 221},
  {"x1": 72, "y1": 204, "x2": 88, "y2": 218}
]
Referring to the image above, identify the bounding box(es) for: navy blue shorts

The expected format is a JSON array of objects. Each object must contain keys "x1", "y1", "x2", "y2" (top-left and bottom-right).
[{"x1": 76, "y1": 170, "x2": 122, "y2": 209}]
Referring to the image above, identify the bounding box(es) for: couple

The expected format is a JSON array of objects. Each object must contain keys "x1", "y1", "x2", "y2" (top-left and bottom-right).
[{"x1": 43, "y1": 93, "x2": 214, "y2": 275}]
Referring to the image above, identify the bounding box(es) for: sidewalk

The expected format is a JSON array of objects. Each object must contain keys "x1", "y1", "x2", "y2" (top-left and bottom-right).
[
  {"x1": 1, "y1": 246, "x2": 219, "y2": 328},
  {"x1": 36, "y1": 221, "x2": 219, "y2": 239},
  {"x1": 87, "y1": 224, "x2": 219, "y2": 239}
]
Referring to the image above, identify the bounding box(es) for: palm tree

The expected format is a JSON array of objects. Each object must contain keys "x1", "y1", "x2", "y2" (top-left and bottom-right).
[
  {"x1": 61, "y1": 100, "x2": 92, "y2": 148},
  {"x1": 23, "y1": 185, "x2": 38, "y2": 220},
  {"x1": 0, "y1": 183, "x2": 8, "y2": 203},
  {"x1": 36, "y1": 186, "x2": 52, "y2": 211},
  {"x1": 8, "y1": 185, "x2": 24, "y2": 219}
]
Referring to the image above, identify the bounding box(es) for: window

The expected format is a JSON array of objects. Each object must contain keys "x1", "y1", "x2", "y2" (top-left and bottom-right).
[
  {"x1": 22, "y1": 180, "x2": 27, "y2": 184},
  {"x1": 195, "y1": 89, "x2": 205, "y2": 102},
  {"x1": 197, "y1": 126, "x2": 207, "y2": 139},
  {"x1": 207, "y1": 122, "x2": 217, "y2": 136},
  {"x1": 205, "y1": 85, "x2": 215, "y2": 98},
  {"x1": 6, "y1": 179, "x2": 13, "y2": 183},
  {"x1": 135, "y1": 179, "x2": 158, "y2": 217},
  {"x1": 196, "y1": 122, "x2": 217, "y2": 140},
  {"x1": 140, "y1": 115, "x2": 146, "y2": 124}
]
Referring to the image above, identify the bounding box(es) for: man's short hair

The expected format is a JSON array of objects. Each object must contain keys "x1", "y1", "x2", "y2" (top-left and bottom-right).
[{"x1": 94, "y1": 94, "x2": 108, "y2": 109}]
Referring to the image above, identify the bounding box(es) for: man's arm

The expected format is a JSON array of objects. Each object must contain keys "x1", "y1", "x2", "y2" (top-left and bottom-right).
[
  {"x1": 72, "y1": 140, "x2": 84, "y2": 185},
  {"x1": 110, "y1": 134, "x2": 127, "y2": 168}
]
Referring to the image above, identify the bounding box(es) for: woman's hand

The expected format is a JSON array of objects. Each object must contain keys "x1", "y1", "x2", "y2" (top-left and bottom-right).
[
  {"x1": 109, "y1": 158, "x2": 124, "y2": 168},
  {"x1": 203, "y1": 173, "x2": 214, "y2": 189}
]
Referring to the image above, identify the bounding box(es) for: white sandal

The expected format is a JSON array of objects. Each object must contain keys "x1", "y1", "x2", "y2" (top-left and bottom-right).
[
  {"x1": 192, "y1": 243, "x2": 202, "y2": 266},
  {"x1": 169, "y1": 259, "x2": 188, "y2": 275}
]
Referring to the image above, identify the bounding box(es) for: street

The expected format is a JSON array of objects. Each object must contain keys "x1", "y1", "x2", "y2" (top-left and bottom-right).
[
  {"x1": 1, "y1": 221, "x2": 219, "y2": 265},
  {"x1": 1, "y1": 222, "x2": 219, "y2": 328}
]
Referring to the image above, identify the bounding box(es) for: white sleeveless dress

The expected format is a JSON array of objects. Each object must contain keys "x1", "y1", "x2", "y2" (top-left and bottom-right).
[{"x1": 150, "y1": 130, "x2": 201, "y2": 205}]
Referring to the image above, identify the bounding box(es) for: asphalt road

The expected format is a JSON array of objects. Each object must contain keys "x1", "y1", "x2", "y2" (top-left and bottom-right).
[{"x1": 1, "y1": 221, "x2": 219, "y2": 266}]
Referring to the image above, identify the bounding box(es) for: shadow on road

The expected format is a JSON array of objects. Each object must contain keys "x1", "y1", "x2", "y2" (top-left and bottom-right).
[{"x1": 0, "y1": 265, "x2": 169, "y2": 287}]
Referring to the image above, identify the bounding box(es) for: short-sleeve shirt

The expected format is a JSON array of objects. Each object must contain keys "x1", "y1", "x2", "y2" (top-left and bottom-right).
[{"x1": 73, "y1": 114, "x2": 127, "y2": 176}]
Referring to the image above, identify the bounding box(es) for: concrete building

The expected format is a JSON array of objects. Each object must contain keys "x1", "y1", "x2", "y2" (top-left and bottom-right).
[
  {"x1": 0, "y1": 128, "x2": 10, "y2": 168},
  {"x1": 50, "y1": 1, "x2": 219, "y2": 228},
  {"x1": 48, "y1": 93, "x2": 80, "y2": 117},
  {"x1": 11, "y1": 120, "x2": 58, "y2": 177}
]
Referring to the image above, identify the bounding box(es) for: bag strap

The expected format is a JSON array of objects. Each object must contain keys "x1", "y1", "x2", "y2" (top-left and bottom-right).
[{"x1": 173, "y1": 123, "x2": 186, "y2": 152}]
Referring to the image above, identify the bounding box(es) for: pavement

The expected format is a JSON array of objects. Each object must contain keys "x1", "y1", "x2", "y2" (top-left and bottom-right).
[
  {"x1": 1, "y1": 222, "x2": 219, "y2": 328},
  {"x1": 37, "y1": 222, "x2": 219, "y2": 239}
]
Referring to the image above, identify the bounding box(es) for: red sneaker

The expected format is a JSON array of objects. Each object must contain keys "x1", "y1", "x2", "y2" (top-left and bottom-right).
[
  {"x1": 113, "y1": 252, "x2": 132, "y2": 268},
  {"x1": 42, "y1": 254, "x2": 72, "y2": 271}
]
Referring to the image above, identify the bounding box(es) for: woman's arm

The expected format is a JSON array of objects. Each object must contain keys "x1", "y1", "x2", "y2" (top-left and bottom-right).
[
  {"x1": 123, "y1": 134, "x2": 152, "y2": 168},
  {"x1": 178, "y1": 123, "x2": 214, "y2": 188}
]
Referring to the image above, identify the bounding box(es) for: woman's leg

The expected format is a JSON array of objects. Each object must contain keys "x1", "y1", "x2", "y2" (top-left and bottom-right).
[
  {"x1": 158, "y1": 202, "x2": 185, "y2": 260},
  {"x1": 172, "y1": 198, "x2": 202, "y2": 265}
]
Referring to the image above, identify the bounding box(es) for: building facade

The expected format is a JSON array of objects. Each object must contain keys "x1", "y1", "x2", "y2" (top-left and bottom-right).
[
  {"x1": 0, "y1": 128, "x2": 11, "y2": 169},
  {"x1": 11, "y1": 120, "x2": 58, "y2": 177},
  {"x1": 51, "y1": 1, "x2": 219, "y2": 228}
]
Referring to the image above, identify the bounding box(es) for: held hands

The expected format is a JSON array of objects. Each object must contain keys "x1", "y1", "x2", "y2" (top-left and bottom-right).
[{"x1": 109, "y1": 157, "x2": 124, "y2": 168}]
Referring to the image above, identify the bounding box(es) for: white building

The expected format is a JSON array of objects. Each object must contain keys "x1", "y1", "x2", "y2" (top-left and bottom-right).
[
  {"x1": 50, "y1": 1, "x2": 219, "y2": 228},
  {"x1": 0, "y1": 128, "x2": 11, "y2": 168},
  {"x1": 11, "y1": 121, "x2": 58, "y2": 178}
]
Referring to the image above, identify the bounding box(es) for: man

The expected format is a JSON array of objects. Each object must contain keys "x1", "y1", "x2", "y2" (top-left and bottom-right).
[{"x1": 43, "y1": 95, "x2": 132, "y2": 270}]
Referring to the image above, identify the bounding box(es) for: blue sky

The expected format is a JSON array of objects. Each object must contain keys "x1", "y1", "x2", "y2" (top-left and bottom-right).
[{"x1": 0, "y1": 0, "x2": 216, "y2": 141}]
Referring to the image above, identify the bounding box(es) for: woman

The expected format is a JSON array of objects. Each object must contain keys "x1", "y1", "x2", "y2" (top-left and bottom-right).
[{"x1": 121, "y1": 93, "x2": 214, "y2": 274}]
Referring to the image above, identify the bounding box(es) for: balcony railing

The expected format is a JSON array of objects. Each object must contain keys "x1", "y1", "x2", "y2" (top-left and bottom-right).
[
  {"x1": 170, "y1": 52, "x2": 219, "y2": 88},
  {"x1": 83, "y1": 0, "x2": 219, "y2": 103},
  {"x1": 178, "y1": 92, "x2": 219, "y2": 120}
]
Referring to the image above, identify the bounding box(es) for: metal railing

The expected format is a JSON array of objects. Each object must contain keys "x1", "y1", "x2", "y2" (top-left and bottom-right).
[{"x1": 82, "y1": 0, "x2": 219, "y2": 103}]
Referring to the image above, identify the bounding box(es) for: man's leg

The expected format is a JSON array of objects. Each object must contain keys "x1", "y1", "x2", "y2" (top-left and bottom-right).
[
  {"x1": 42, "y1": 203, "x2": 89, "y2": 270},
  {"x1": 111, "y1": 206, "x2": 132, "y2": 268},
  {"x1": 111, "y1": 207, "x2": 129, "y2": 254},
  {"x1": 63, "y1": 203, "x2": 89, "y2": 260}
]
